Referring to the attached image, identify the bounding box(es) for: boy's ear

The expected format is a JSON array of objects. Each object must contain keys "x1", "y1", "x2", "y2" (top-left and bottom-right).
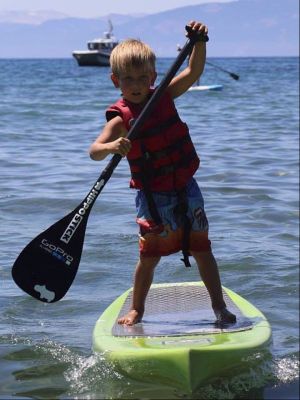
[
  {"x1": 111, "y1": 73, "x2": 119, "y2": 88},
  {"x1": 151, "y1": 71, "x2": 157, "y2": 85}
]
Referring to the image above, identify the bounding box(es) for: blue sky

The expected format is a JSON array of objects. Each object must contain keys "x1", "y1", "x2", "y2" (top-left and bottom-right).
[{"x1": 0, "y1": 0, "x2": 233, "y2": 17}]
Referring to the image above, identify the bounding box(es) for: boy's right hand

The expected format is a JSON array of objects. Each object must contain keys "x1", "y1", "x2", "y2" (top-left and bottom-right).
[{"x1": 110, "y1": 137, "x2": 131, "y2": 157}]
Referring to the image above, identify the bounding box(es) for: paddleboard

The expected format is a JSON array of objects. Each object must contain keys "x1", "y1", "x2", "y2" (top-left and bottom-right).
[
  {"x1": 93, "y1": 281, "x2": 271, "y2": 393},
  {"x1": 188, "y1": 84, "x2": 223, "y2": 91}
]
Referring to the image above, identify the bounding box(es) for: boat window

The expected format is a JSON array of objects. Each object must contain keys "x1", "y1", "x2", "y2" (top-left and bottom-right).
[{"x1": 87, "y1": 40, "x2": 118, "y2": 51}]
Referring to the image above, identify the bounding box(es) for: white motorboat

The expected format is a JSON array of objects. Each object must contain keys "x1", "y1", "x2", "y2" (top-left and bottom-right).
[{"x1": 72, "y1": 20, "x2": 118, "y2": 67}]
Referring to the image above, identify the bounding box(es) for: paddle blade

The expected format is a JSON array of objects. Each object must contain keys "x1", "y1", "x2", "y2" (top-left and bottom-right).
[
  {"x1": 12, "y1": 207, "x2": 89, "y2": 303},
  {"x1": 230, "y1": 73, "x2": 240, "y2": 80}
]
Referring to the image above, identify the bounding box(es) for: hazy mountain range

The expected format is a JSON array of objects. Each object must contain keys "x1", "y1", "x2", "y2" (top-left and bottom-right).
[{"x1": 0, "y1": 0, "x2": 298, "y2": 58}]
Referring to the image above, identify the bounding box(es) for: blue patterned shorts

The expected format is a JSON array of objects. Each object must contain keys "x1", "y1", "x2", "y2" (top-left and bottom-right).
[{"x1": 135, "y1": 178, "x2": 211, "y2": 257}]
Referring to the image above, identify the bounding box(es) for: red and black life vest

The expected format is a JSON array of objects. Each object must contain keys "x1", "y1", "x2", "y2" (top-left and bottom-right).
[{"x1": 106, "y1": 90, "x2": 200, "y2": 192}]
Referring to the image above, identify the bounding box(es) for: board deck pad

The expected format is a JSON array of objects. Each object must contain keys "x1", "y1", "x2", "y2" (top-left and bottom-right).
[{"x1": 112, "y1": 284, "x2": 254, "y2": 337}]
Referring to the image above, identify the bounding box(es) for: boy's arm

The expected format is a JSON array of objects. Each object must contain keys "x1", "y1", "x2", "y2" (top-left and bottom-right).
[
  {"x1": 89, "y1": 116, "x2": 131, "y2": 161},
  {"x1": 168, "y1": 21, "x2": 208, "y2": 99}
]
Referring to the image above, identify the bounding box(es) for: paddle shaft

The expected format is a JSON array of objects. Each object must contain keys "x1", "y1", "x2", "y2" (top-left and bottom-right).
[
  {"x1": 206, "y1": 60, "x2": 239, "y2": 80},
  {"x1": 11, "y1": 28, "x2": 208, "y2": 303},
  {"x1": 98, "y1": 29, "x2": 208, "y2": 190}
]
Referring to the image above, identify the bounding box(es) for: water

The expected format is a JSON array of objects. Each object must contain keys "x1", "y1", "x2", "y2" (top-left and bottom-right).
[{"x1": 0, "y1": 57, "x2": 299, "y2": 399}]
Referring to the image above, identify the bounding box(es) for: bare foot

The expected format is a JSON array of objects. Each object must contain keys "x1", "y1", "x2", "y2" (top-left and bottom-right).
[
  {"x1": 214, "y1": 307, "x2": 237, "y2": 325},
  {"x1": 117, "y1": 309, "x2": 143, "y2": 325}
]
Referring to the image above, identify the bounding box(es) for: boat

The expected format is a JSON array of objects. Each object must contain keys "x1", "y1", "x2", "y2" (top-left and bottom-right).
[
  {"x1": 188, "y1": 84, "x2": 223, "y2": 91},
  {"x1": 93, "y1": 281, "x2": 272, "y2": 394},
  {"x1": 72, "y1": 20, "x2": 118, "y2": 67}
]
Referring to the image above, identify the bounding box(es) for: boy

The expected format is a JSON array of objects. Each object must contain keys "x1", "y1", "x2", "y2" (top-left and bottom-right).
[{"x1": 89, "y1": 21, "x2": 236, "y2": 326}]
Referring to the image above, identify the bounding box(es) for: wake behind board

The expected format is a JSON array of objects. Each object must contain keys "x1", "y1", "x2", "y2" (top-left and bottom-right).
[
  {"x1": 93, "y1": 281, "x2": 271, "y2": 393},
  {"x1": 188, "y1": 84, "x2": 223, "y2": 91}
]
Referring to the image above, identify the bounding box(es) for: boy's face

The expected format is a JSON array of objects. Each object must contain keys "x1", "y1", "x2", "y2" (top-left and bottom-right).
[{"x1": 111, "y1": 66, "x2": 157, "y2": 104}]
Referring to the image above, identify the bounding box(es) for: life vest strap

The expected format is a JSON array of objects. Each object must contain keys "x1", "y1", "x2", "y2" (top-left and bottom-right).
[
  {"x1": 140, "y1": 152, "x2": 192, "y2": 268},
  {"x1": 174, "y1": 188, "x2": 191, "y2": 268},
  {"x1": 131, "y1": 148, "x2": 196, "y2": 181},
  {"x1": 129, "y1": 135, "x2": 190, "y2": 165},
  {"x1": 139, "y1": 114, "x2": 180, "y2": 138}
]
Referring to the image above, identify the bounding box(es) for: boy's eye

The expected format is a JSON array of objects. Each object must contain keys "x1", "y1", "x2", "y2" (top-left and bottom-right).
[
  {"x1": 123, "y1": 77, "x2": 134, "y2": 84},
  {"x1": 140, "y1": 76, "x2": 150, "y2": 83},
  {"x1": 122, "y1": 76, "x2": 149, "y2": 85}
]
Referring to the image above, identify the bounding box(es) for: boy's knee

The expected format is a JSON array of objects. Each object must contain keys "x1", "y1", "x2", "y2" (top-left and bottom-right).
[
  {"x1": 191, "y1": 250, "x2": 215, "y2": 265},
  {"x1": 139, "y1": 255, "x2": 161, "y2": 268}
]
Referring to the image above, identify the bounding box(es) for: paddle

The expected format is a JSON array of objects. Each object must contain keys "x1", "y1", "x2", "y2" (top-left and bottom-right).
[
  {"x1": 12, "y1": 27, "x2": 208, "y2": 303},
  {"x1": 205, "y1": 60, "x2": 239, "y2": 80}
]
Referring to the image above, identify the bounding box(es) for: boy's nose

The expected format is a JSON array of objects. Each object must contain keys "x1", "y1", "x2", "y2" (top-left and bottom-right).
[
  {"x1": 134, "y1": 78, "x2": 142, "y2": 85},
  {"x1": 131, "y1": 80, "x2": 141, "y2": 90}
]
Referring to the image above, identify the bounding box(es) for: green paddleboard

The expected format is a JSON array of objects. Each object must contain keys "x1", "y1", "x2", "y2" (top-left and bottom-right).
[{"x1": 93, "y1": 281, "x2": 271, "y2": 393}]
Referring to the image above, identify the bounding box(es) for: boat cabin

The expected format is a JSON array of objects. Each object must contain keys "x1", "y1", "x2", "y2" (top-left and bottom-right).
[{"x1": 87, "y1": 41, "x2": 116, "y2": 51}]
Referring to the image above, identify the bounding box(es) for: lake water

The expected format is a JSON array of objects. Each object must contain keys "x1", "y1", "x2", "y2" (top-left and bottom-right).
[{"x1": 0, "y1": 56, "x2": 299, "y2": 399}]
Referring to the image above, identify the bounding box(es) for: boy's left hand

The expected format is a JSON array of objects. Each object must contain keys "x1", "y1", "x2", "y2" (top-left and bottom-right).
[{"x1": 186, "y1": 20, "x2": 208, "y2": 37}]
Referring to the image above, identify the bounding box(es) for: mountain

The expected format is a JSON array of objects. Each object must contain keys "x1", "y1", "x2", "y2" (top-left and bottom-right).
[
  {"x1": 0, "y1": 0, "x2": 298, "y2": 58},
  {"x1": 0, "y1": 10, "x2": 69, "y2": 24}
]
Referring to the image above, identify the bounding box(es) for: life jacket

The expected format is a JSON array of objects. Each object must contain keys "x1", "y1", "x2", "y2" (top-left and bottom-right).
[{"x1": 106, "y1": 90, "x2": 200, "y2": 192}]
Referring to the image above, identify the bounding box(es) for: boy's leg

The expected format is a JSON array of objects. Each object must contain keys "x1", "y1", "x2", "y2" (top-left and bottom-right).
[
  {"x1": 191, "y1": 250, "x2": 236, "y2": 324},
  {"x1": 118, "y1": 255, "x2": 160, "y2": 325}
]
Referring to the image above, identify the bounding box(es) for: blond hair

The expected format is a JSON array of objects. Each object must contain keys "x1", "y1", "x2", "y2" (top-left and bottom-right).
[{"x1": 110, "y1": 39, "x2": 156, "y2": 76}]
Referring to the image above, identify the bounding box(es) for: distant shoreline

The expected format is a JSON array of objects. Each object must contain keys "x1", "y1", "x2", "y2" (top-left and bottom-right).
[{"x1": 0, "y1": 55, "x2": 299, "y2": 60}]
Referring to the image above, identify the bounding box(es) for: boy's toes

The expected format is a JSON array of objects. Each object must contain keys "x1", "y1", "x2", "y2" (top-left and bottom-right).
[
  {"x1": 214, "y1": 307, "x2": 237, "y2": 325},
  {"x1": 117, "y1": 310, "x2": 142, "y2": 326}
]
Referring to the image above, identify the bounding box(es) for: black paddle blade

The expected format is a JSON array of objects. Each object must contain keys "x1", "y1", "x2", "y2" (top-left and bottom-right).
[
  {"x1": 230, "y1": 73, "x2": 240, "y2": 80},
  {"x1": 11, "y1": 172, "x2": 111, "y2": 302},
  {"x1": 12, "y1": 205, "x2": 89, "y2": 303}
]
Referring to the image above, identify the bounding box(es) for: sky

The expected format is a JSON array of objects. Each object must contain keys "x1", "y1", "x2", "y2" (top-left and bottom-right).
[{"x1": 0, "y1": 0, "x2": 233, "y2": 18}]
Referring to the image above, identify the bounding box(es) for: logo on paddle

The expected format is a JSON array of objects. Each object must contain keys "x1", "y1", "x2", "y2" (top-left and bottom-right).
[
  {"x1": 60, "y1": 179, "x2": 105, "y2": 244},
  {"x1": 34, "y1": 284, "x2": 55, "y2": 302},
  {"x1": 40, "y1": 238, "x2": 73, "y2": 265}
]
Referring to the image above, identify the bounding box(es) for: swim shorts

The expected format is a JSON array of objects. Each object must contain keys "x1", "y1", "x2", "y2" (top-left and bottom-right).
[{"x1": 135, "y1": 178, "x2": 211, "y2": 257}]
